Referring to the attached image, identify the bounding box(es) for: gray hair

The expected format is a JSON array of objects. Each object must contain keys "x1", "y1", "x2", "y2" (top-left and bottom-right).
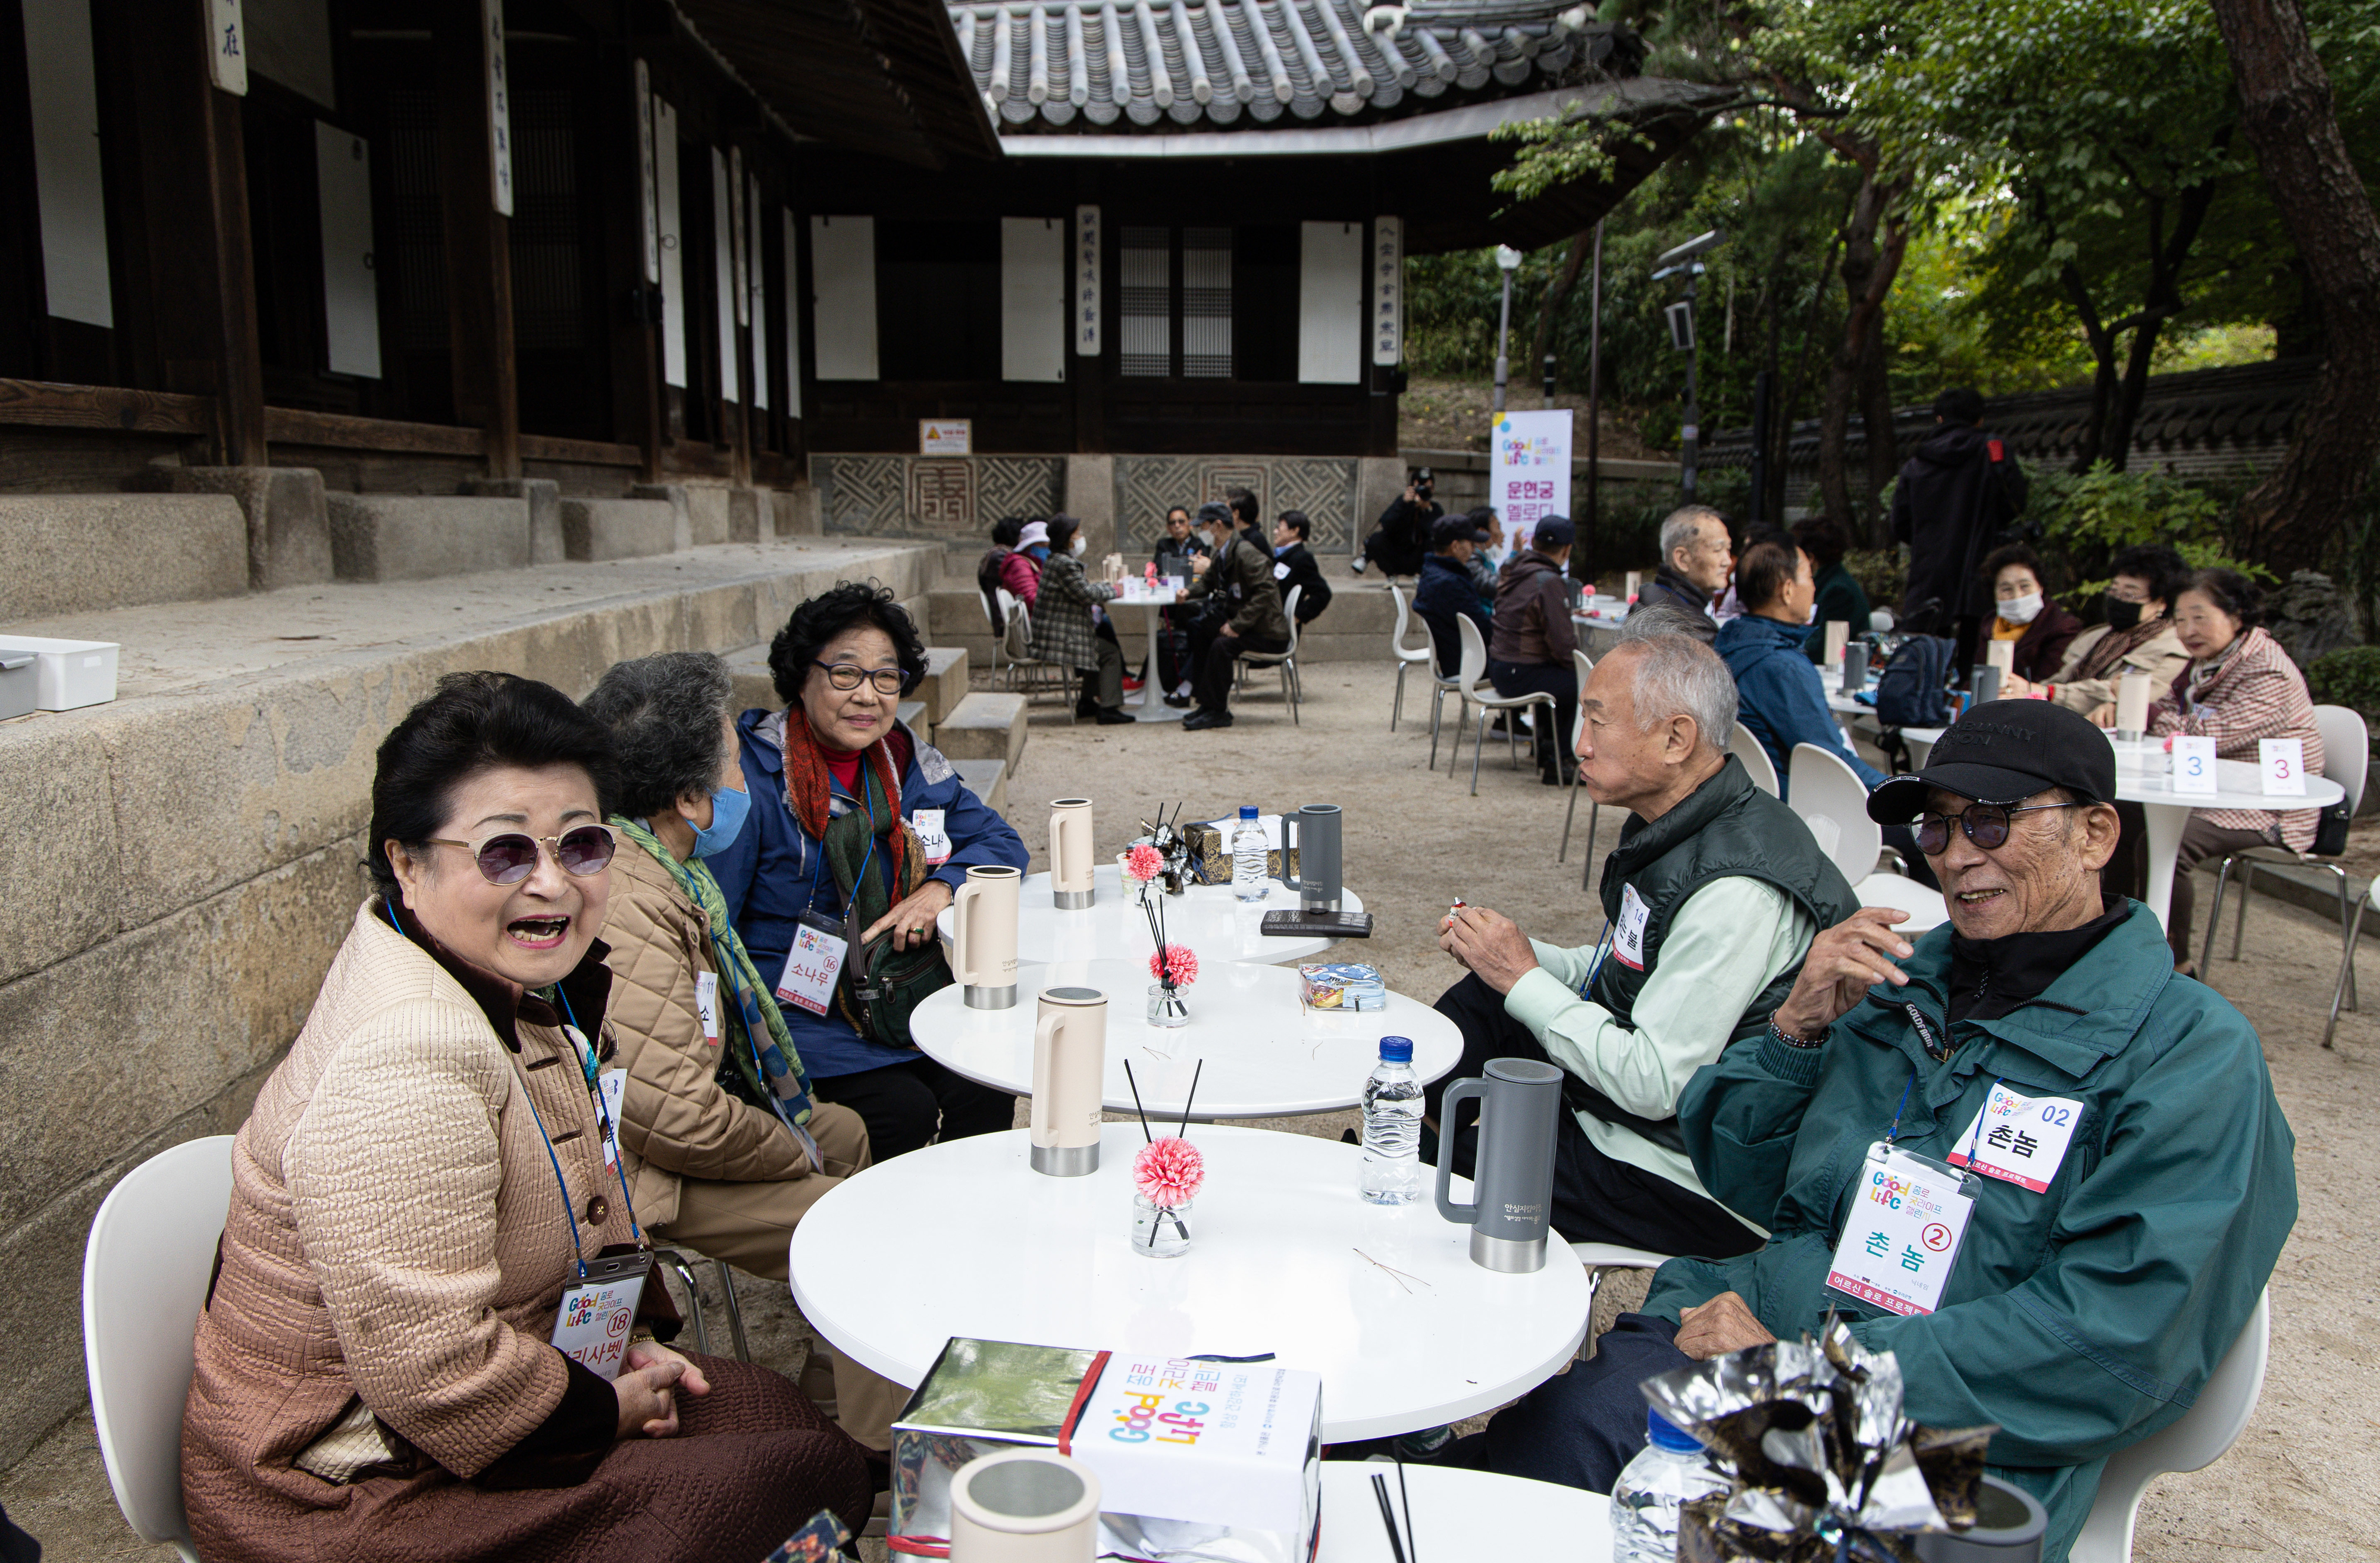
[
  {"x1": 582, "y1": 651, "x2": 735, "y2": 821},
  {"x1": 1604, "y1": 631, "x2": 1734, "y2": 753},
  {"x1": 1658, "y1": 504, "x2": 1727, "y2": 566}
]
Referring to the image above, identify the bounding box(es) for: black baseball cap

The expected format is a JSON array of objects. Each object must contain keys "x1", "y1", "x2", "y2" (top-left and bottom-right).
[
  {"x1": 1432, "y1": 514, "x2": 1489, "y2": 549},
  {"x1": 1867, "y1": 700, "x2": 2116, "y2": 824},
  {"x1": 1194, "y1": 500, "x2": 1233, "y2": 528},
  {"x1": 1534, "y1": 516, "x2": 1576, "y2": 549}
]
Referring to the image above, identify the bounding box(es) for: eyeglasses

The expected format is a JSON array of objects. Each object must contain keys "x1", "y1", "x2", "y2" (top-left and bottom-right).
[
  {"x1": 425, "y1": 824, "x2": 619, "y2": 885},
  {"x1": 812, "y1": 661, "x2": 907, "y2": 694},
  {"x1": 1913, "y1": 801, "x2": 2085, "y2": 856},
  {"x1": 2106, "y1": 584, "x2": 2152, "y2": 604}
]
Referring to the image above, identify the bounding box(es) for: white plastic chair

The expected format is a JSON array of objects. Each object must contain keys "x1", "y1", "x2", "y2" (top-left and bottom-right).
[
  {"x1": 997, "y1": 589, "x2": 1074, "y2": 710},
  {"x1": 1453, "y1": 614, "x2": 1557, "y2": 795},
  {"x1": 1388, "y1": 582, "x2": 1435, "y2": 732},
  {"x1": 1559, "y1": 649, "x2": 1601, "y2": 884},
  {"x1": 1856, "y1": 868, "x2": 1950, "y2": 934},
  {"x1": 1570, "y1": 1242, "x2": 1673, "y2": 1270},
  {"x1": 2068, "y1": 1288, "x2": 2270, "y2": 1563},
  {"x1": 1236, "y1": 585, "x2": 1304, "y2": 723},
  {"x1": 83, "y1": 1135, "x2": 235, "y2": 1562},
  {"x1": 2207, "y1": 705, "x2": 2368, "y2": 1008},
  {"x1": 1729, "y1": 723, "x2": 1781, "y2": 797},
  {"x1": 1789, "y1": 742, "x2": 1883, "y2": 887}
]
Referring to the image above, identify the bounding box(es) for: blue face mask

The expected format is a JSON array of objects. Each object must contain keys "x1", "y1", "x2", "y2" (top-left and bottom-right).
[
  {"x1": 690, "y1": 782, "x2": 751, "y2": 858},
  {"x1": 1025, "y1": 544, "x2": 1050, "y2": 560}
]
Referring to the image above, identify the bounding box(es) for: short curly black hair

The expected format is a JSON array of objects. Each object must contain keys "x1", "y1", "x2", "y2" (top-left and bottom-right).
[
  {"x1": 582, "y1": 651, "x2": 734, "y2": 820},
  {"x1": 2183, "y1": 567, "x2": 2263, "y2": 629},
  {"x1": 766, "y1": 582, "x2": 927, "y2": 706}
]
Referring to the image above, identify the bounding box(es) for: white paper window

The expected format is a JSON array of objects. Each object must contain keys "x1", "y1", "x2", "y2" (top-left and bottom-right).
[
  {"x1": 314, "y1": 122, "x2": 381, "y2": 378},
  {"x1": 22, "y1": 0, "x2": 111, "y2": 328},
  {"x1": 711, "y1": 149, "x2": 738, "y2": 403},
  {"x1": 1118, "y1": 225, "x2": 1170, "y2": 378},
  {"x1": 1297, "y1": 220, "x2": 1361, "y2": 384},
  {"x1": 1000, "y1": 217, "x2": 1064, "y2": 383},
  {"x1": 810, "y1": 215, "x2": 878, "y2": 381},
  {"x1": 655, "y1": 96, "x2": 684, "y2": 388},
  {"x1": 1182, "y1": 227, "x2": 1232, "y2": 379}
]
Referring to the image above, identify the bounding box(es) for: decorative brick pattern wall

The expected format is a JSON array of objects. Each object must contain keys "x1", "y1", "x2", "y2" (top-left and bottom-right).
[
  {"x1": 815, "y1": 455, "x2": 1066, "y2": 539},
  {"x1": 1112, "y1": 455, "x2": 1358, "y2": 554}
]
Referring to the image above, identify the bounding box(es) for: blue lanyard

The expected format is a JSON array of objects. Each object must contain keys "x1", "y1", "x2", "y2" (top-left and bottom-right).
[
  {"x1": 1884, "y1": 1072, "x2": 1916, "y2": 1145},
  {"x1": 1579, "y1": 922, "x2": 1617, "y2": 998},
  {"x1": 805, "y1": 773, "x2": 885, "y2": 920}
]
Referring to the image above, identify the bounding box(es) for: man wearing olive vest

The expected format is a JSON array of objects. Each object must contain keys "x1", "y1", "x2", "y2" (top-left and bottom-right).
[{"x1": 1430, "y1": 623, "x2": 1861, "y2": 1257}]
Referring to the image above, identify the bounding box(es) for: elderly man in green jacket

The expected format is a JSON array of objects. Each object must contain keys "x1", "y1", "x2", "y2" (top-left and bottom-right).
[{"x1": 1448, "y1": 700, "x2": 2296, "y2": 1562}]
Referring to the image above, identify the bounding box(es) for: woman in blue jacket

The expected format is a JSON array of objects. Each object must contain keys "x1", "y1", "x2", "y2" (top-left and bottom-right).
[{"x1": 710, "y1": 584, "x2": 1028, "y2": 1160}]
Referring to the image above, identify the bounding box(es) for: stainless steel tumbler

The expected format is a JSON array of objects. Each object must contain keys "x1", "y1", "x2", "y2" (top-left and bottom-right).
[
  {"x1": 1433, "y1": 1057, "x2": 1564, "y2": 1272},
  {"x1": 1280, "y1": 804, "x2": 1343, "y2": 913}
]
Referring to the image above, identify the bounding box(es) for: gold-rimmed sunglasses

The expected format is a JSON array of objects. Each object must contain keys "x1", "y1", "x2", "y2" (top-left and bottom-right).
[{"x1": 424, "y1": 823, "x2": 619, "y2": 885}]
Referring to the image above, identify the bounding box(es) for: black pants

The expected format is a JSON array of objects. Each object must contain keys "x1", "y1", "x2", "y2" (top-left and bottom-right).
[
  {"x1": 1361, "y1": 528, "x2": 1424, "y2": 577},
  {"x1": 811, "y1": 1057, "x2": 1015, "y2": 1162},
  {"x1": 1190, "y1": 627, "x2": 1287, "y2": 715},
  {"x1": 1426, "y1": 974, "x2": 1764, "y2": 1260},
  {"x1": 1440, "y1": 1314, "x2": 1692, "y2": 1492},
  {"x1": 1488, "y1": 659, "x2": 1577, "y2": 775}
]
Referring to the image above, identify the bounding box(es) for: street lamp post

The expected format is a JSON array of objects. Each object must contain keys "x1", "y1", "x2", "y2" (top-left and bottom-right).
[
  {"x1": 1653, "y1": 228, "x2": 1724, "y2": 502},
  {"x1": 1491, "y1": 245, "x2": 1522, "y2": 414}
]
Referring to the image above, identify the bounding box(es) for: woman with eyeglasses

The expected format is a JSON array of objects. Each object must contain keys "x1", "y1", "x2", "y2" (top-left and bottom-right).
[
  {"x1": 183, "y1": 672, "x2": 869, "y2": 1563},
  {"x1": 2147, "y1": 568, "x2": 2325, "y2": 971},
  {"x1": 708, "y1": 584, "x2": 1027, "y2": 1162},
  {"x1": 2003, "y1": 543, "x2": 2190, "y2": 722}
]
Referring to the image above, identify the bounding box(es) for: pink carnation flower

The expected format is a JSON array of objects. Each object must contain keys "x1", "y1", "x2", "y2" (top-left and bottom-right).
[
  {"x1": 1149, "y1": 943, "x2": 1200, "y2": 986},
  {"x1": 1133, "y1": 1136, "x2": 1205, "y2": 1207},
  {"x1": 1126, "y1": 842, "x2": 1165, "y2": 882}
]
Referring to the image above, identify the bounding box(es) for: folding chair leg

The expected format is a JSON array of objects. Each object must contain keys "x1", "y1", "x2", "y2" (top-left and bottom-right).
[
  {"x1": 1392, "y1": 663, "x2": 1407, "y2": 732},
  {"x1": 1429, "y1": 687, "x2": 1444, "y2": 768},
  {"x1": 1581, "y1": 801, "x2": 1601, "y2": 892},
  {"x1": 1283, "y1": 664, "x2": 1298, "y2": 725},
  {"x1": 2329, "y1": 863, "x2": 2358, "y2": 1014},
  {"x1": 2327, "y1": 886, "x2": 2373, "y2": 1048},
  {"x1": 1559, "y1": 770, "x2": 1581, "y2": 862},
  {"x1": 1471, "y1": 710, "x2": 1490, "y2": 796},
  {"x1": 660, "y1": 1253, "x2": 710, "y2": 1357},
  {"x1": 2199, "y1": 856, "x2": 2236, "y2": 975},
  {"x1": 2229, "y1": 859, "x2": 2253, "y2": 960},
  {"x1": 713, "y1": 1258, "x2": 750, "y2": 1362}
]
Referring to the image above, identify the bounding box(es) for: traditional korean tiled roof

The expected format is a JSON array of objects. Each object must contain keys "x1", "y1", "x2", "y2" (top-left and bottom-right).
[{"x1": 949, "y1": 0, "x2": 1642, "y2": 132}]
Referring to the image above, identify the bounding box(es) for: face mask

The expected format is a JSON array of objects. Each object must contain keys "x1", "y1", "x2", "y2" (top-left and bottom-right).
[
  {"x1": 2105, "y1": 597, "x2": 2146, "y2": 631},
  {"x1": 1803, "y1": 598, "x2": 1818, "y2": 626},
  {"x1": 1070, "y1": 536, "x2": 1086, "y2": 556},
  {"x1": 2000, "y1": 593, "x2": 2044, "y2": 625},
  {"x1": 1026, "y1": 544, "x2": 1049, "y2": 560},
  {"x1": 690, "y1": 782, "x2": 751, "y2": 859}
]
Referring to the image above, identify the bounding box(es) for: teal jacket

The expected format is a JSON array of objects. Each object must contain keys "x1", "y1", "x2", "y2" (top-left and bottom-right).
[{"x1": 1646, "y1": 903, "x2": 2295, "y2": 1561}]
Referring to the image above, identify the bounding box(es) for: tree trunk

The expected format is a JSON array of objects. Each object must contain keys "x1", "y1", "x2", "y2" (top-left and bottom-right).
[
  {"x1": 1818, "y1": 160, "x2": 1909, "y2": 540},
  {"x1": 2207, "y1": 0, "x2": 2380, "y2": 575},
  {"x1": 1858, "y1": 224, "x2": 1907, "y2": 547},
  {"x1": 1529, "y1": 230, "x2": 1594, "y2": 396}
]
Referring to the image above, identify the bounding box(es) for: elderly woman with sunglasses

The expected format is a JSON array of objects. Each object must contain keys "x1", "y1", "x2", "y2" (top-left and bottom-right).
[
  {"x1": 182, "y1": 672, "x2": 869, "y2": 1563},
  {"x1": 709, "y1": 584, "x2": 1028, "y2": 1162}
]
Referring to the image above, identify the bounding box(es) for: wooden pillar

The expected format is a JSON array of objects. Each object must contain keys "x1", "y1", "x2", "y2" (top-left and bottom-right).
[
  {"x1": 610, "y1": 48, "x2": 664, "y2": 481},
  {"x1": 434, "y1": 0, "x2": 519, "y2": 477},
  {"x1": 108, "y1": 0, "x2": 265, "y2": 464}
]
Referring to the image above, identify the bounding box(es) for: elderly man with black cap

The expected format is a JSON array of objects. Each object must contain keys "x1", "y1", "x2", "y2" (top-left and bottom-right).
[
  {"x1": 1446, "y1": 700, "x2": 2297, "y2": 1563},
  {"x1": 1175, "y1": 499, "x2": 1289, "y2": 731},
  {"x1": 1490, "y1": 515, "x2": 1584, "y2": 784}
]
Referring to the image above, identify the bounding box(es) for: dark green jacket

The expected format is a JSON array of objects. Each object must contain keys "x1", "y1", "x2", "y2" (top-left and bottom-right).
[
  {"x1": 1648, "y1": 902, "x2": 2296, "y2": 1559},
  {"x1": 1802, "y1": 559, "x2": 1874, "y2": 663}
]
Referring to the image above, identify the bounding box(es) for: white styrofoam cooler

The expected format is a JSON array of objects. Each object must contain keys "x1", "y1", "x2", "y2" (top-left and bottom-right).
[{"x1": 0, "y1": 636, "x2": 120, "y2": 710}]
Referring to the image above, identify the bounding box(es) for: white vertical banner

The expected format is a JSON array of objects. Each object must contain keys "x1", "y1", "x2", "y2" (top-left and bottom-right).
[
  {"x1": 1297, "y1": 220, "x2": 1362, "y2": 384},
  {"x1": 750, "y1": 180, "x2": 768, "y2": 412},
  {"x1": 1371, "y1": 215, "x2": 1402, "y2": 366},
  {"x1": 1073, "y1": 203, "x2": 1101, "y2": 357},
  {"x1": 728, "y1": 147, "x2": 749, "y2": 327},
  {"x1": 1490, "y1": 409, "x2": 1574, "y2": 541},
  {"x1": 1001, "y1": 217, "x2": 1065, "y2": 383},
  {"x1": 482, "y1": 0, "x2": 512, "y2": 215},
  {"x1": 634, "y1": 60, "x2": 659, "y2": 286},
  {"x1": 23, "y1": 0, "x2": 114, "y2": 327},
  {"x1": 207, "y1": 0, "x2": 248, "y2": 93},
  {"x1": 781, "y1": 208, "x2": 803, "y2": 417},
  {"x1": 314, "y1": 123, "x2": 381, "y2": 378},
  {"x1": 654, "y1": 96, "x2": 684, "y2": 387},
  {"x1": 809, "y1": 215, "x2": 878, "y2": 381},
  {"x1": 712, "y1": 149, "x2": 737, "y2": 401}
]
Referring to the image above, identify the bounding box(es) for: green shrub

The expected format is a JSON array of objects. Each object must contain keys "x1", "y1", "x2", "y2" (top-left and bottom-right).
[
  {"x1": 1845, "y1": 548, "x2": 1906, "y2": 610},
  {"x1": 2307, "y1": 645, "x2": 2380, "y2": 719},
  {"x1": 2028, "y1": 462, "x2": 2266, "y2": 600}
]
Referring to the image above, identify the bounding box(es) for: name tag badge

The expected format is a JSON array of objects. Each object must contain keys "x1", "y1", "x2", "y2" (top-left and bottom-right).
[
  {"x1": 776, "y1": 910, "x2": 848, "y2": 1017},
  {"x1": 550, "y1": 1249, "x2": 652, "y2": 1383},
  {"x1": 693, "y1": 971, "x2": 721, "y2": 1044},
  {"x1": 596, "y1": 1068, "x2": 627, "y2": 1168},
  {"x1": 1947, "y1": 1082, "x2": 2082, "y2": 1192},
  {"x1": 914, "y1": 807, "x2": 953, "y2": 869},
  {"x1": 1613, "y1": 884, "x2": 1652, "y2": 971},
  {"x1": 2172, "y1": 734, "x2": 2219, "y2": 795},
  {"x1": 1273, "y1": 561, "x2": 1292, "y2": 580},
  {"x1": 1825, "y1": 1144, "x2": 1975, "y2": 1318},
  {"x1": 2259, "y1": 737, "x2": 2307, "y2": 797}
]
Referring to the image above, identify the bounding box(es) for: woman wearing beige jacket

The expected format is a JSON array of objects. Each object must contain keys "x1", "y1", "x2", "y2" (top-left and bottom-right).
[
  {"x1": 2003, "y1": 543, "x2": 2190, "y2": 721},
  {"x1": 181, "y1": 672, "x2": 868, "y2": 1563},
  {"x1": 583, "y1": 651, "x2": 906, "y2": 1458}
]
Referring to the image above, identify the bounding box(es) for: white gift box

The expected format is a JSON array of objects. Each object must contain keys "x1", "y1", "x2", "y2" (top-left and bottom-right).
[{"x1": 0, "y1": 636, "x2": 119, "y2": 710}]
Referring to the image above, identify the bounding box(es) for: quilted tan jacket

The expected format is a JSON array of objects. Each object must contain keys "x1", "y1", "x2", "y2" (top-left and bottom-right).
[
  {"x1": 183, "y1": 903, "x2": 641, "y2": 1504},
  {"x1": 600, "y1": 842, "x2": 814, "y2": 1227}
]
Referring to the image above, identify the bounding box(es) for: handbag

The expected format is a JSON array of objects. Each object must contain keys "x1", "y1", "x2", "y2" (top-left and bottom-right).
[{"x1": 819, "y1": 761, "x2": 953, "y2": 1050}]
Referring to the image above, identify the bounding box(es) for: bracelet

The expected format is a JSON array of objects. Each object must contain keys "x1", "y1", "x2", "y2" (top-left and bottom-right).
[{"x1": 1768, "y1": 1015, "x2": 1827, "y2": 1050}]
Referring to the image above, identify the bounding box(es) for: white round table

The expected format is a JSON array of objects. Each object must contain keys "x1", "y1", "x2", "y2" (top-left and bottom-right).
[
  {"x1": 2118, "y1": 753, "x2": 2341, "y2": 934},
  {"x1": 1317, "y1": 1463, "x2": 1609, "y2": 1562},
  {"x1": 787, "y1": 1125, "x2": 1592, "y2": 1442},
  {"x1": 909, "y1": 957, "x2": 1462, "y2": 1119},
  {"x1": 935, "y1": 864, "x2": 1367, "y2": 967}
]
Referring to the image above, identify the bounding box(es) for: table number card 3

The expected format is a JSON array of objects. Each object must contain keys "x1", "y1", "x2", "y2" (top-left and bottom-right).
[
  {"x1": 2259, "y1": 737, "x2": 2308, "y2": 797},
  {"x1": 2172, "y1": 735, "x2": 2219, "y2": 795}
]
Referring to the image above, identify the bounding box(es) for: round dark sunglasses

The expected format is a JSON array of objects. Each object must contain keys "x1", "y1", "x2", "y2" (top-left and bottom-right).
[
  {"x1": 1913, "y1": 801, "x2": 2085, "y2": 856},
  {"x1": 425, "y1": 824, "x2": 619, "y2": 885}
]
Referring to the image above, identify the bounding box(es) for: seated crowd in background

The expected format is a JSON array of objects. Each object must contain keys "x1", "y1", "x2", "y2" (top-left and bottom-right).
[
  {"x1": 1793, "y1": 516, "x2": 1871, "y2": 663},
  {"x1": 1026, "y1": 513, "x2": 1135, "y2": 725},
  {"x1": 1981, "y1": 542, "x2": 2082, "y2": 682},
  {"x1": 1714, "y1": 535, "x2": 1884, "y2": 798},
  {"x1": 1272, "y1": 509, "x2": 1333, "y2": 625},
  {"x1": 1415, "y1": 513, "x2": 1490, "y2": 676},
  {"x1": 1175, "y1": 499, "x2": 1289, "y2": 731},
  {"x1": 2005, "y1": 543, "x2": 2190, "y2": 722},
  {"x1": 1489, "y1": 516, "x2": 1583, "y2": 786},
  {"x1": 1637, "y1": 504, "x2": 1733, "y2": 639}
]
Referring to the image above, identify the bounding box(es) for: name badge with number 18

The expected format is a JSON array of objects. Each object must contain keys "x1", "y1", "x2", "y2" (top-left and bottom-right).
[{"x1": 550, "y1": 1249, "x2": 651, "y2": 1382}]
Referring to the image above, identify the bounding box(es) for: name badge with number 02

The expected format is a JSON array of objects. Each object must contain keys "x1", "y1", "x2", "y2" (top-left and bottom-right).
[
  {"x1": 1825, "y1": 1143, "x2": 1975, "y2": 1318},
  {"x1": 776, "y1": 909, "x2": 848, "y2": 1017},
  {"x1": 550, "y1": 1249, "x2": 652, "y2": 1383}
]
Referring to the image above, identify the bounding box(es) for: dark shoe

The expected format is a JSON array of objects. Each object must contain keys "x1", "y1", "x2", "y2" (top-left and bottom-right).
[
  {"x1": 1163, "y1": 693, "x2": 1192, "y2": 709},
  {"x1": 1075, "y1": 700, "x2": 1101, "y2": 719},
  {"x1": 1095, "y1": 707, "x2": 1136, "y2": 725},
  {"x1": 1181, "y1": 709, "x2": 1219, "y2": 731}
]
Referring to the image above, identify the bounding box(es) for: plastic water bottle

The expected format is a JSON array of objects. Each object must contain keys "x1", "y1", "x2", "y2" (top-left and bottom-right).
[
  {"x1": 1358, "y1": 1038, "x2": 1424, "y2": 1204},
  {"x1": 1230, "y1": 806, "x2": 1269, "y2": 902},
  {"x1": 1610, "y1": 1409, "x2": 1727, "y2": 1563}
]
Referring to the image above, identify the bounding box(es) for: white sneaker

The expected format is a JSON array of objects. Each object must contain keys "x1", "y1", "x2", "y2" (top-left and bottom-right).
[{"x1": 1351, "y1": 557, "x2": 1368, "y2": 574}]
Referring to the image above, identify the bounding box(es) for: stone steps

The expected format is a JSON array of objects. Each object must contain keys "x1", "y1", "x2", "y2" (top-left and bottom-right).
[
  {"x1": 934, "y1": 690, "x2": 1029, "y2": 773},
  {"x1": 951, "y1": 757, "x2": 1009, "y2": 815}
]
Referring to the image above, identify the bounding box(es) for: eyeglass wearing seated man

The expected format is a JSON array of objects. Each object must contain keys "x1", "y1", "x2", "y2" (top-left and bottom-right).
[{"x1": 1436, "y1": 700, "x2": 2297, "y2": 1563}]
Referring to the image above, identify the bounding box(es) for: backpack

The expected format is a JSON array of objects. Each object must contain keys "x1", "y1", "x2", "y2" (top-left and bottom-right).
[{"x1": 1875, "y1": 635, "x2": 1955, "y2": 728}]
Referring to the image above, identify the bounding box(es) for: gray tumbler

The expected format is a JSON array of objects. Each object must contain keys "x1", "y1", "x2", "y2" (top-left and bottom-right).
[
  {"x1": 1280, "y1": 804, "x2": 1343, "y2": 912},
  {"x1": 1433, "y1": 1057, "x2": 1564, "y2": 1273}
]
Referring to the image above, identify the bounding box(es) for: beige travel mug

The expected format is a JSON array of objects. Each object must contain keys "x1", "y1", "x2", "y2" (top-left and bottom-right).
[
  {"x1": 949, "y1": 1448, "x2": 1101, "y2": 1563},
  {"x1": 1030, "y1": 986, "x2": 1106, "y2": 1176},
  {"x1": 1050, "y1": 798, "x2": 1095, "y2": 910},
  {"x1": 2115, "y1": 671, "x2": 2152, "y2": 740},
  {"x1": 954, "y1": 864, "x2": 1022, "y2": 1010}
]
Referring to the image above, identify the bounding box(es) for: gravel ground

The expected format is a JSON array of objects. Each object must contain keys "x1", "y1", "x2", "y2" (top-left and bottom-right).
[{"x1": 12, "y1": 647, "x2": 2366, "y2": 1561}]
